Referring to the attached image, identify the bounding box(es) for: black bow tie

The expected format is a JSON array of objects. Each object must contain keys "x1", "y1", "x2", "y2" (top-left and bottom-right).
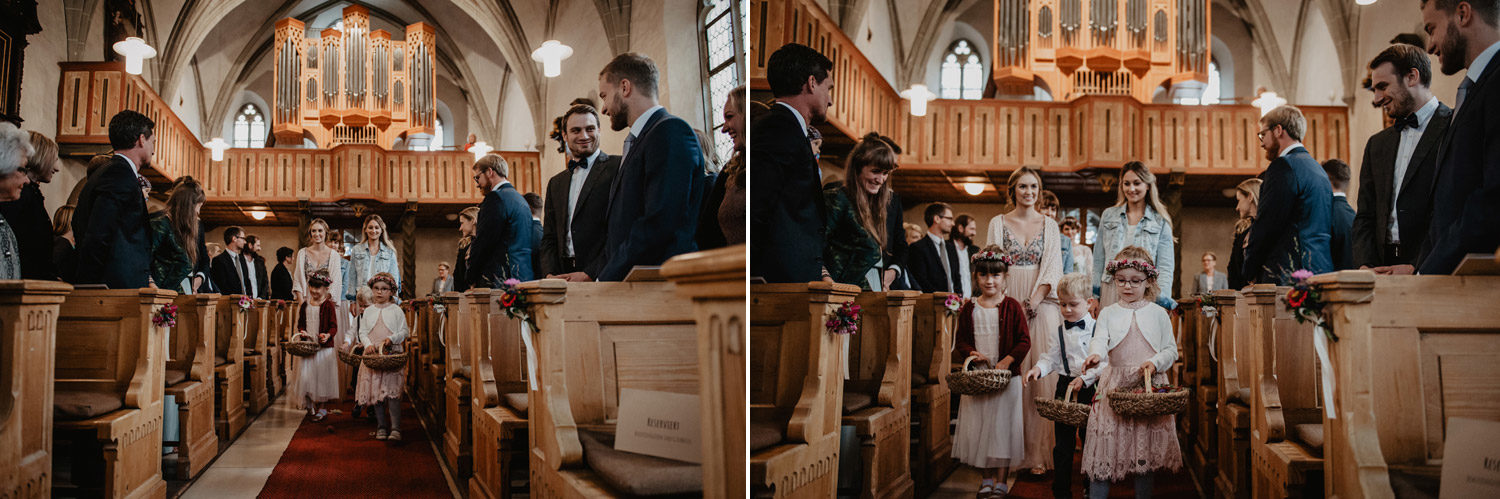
[
  {"x1": 1393, "y1": 114, "x2": 1420, "y2": 130},
  {"x1": 569, "y1": 158, "x2": 590, "y2": 170},
  {"x1": 1064, "y1": 319, "x2": 1088, "y2": 330}
]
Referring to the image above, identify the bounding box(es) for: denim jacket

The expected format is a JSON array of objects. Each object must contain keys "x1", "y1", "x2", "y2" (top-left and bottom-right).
[
  {"x1": 344, "y1": 241, "x2": 402, "y2": 301},
  {"x1": 1092, "y1": 204, "x2": 1176, "y2": 309}
]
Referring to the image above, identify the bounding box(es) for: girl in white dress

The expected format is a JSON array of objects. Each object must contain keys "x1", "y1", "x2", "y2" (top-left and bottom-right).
[
  {"x1": 293, "y1": 269, "x2": 340, "y2": 420},
  {"x1": 354, "y1": 273, "x2": 409, "y2": 441},
  {"x1": 952, "y1": 247, "x2": 1032, "y2": 498}
]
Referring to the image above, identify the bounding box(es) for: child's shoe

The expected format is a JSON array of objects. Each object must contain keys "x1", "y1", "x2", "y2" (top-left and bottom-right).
[
  {"x1": 375, "y1": 429, "x2": 389, "y2": 440},
  {"x1": 388, "y1": 430, "x2": 402, "y2": 441}
]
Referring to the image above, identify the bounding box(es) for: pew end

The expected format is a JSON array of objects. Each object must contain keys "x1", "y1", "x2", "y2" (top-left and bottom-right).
[
  {"x1": 163, "y1": 293, "x2": 220, "y2": 480},
  {"x1": 0, "y1": 280, "x2": 73, "y2": 498},
  {"x1": 910, "y1": 292, "x2": 957, "y2": 495}
]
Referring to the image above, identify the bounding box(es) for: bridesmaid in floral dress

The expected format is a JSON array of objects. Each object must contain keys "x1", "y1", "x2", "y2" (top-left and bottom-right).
[{"x1": 984, "y1": 166, "x2": 1063, "y2": 475}]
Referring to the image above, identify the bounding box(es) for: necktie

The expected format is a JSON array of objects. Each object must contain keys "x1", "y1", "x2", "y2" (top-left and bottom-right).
[
  {"x1": 1064, "y1": 319, "x2": 1088, "y2": 330},
  {"x1": 1393, "y1": 113, "x2": 1419, "y2": 130},
  {"x1": 237, "y1": 254, "x2": 252, "y2": 295},
  {"x1": 937, "y1": 240, "x2": 953, "y2": 292},
  {"x1": 1456, "y1": 76, "x2": 1473, "y2": 111},
  {"x1": 622, "y1": 133, "x2": 636, "y2": 161}
]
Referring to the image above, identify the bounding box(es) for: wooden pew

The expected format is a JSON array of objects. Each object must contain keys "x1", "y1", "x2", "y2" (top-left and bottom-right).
[
  {"x1": 751, "y1": 282, "x2": 860, "y2": 498},
  {"x1": 423, "y1": 298, "x2": 448, "y2": 427},
  {"x1": 1312, "y1": 271, "x2": 1500, "y2": 498},
  {"x1": 405, "y1": 300, "x2": 428, "y2": 407},
  {"x1": 662, "y1": 246, "x2": 748, "y2": 499},
  {"x1": 443, "y1": 290, "x2": 478, "y2": 478},
  {"x1": 521, "y1": 276, "x2": 703, "y2": 498},
  {"x1": 163, "y1": 293, "x2": 219, "y2": 480},
  {"x1": 1179, "y1": 297, "x2": 1220, "y2": 496},
  {"x1": 841, "y1": 290, "x2": 917, "y2": 499},
  {"x1": 1213, "y1": 289, "x2": 1252, "y2": 499},
  {"x1": 469, "y1": 292, "x2": 529, "y2": 499},
  {"x1": 0, "y1": 280, "x2": 72, "y2": 498},
  {"x1": 266, "y1": 300, "x2": 291, "y2": 398},
  {"x1": 909, "y1": 292, "x2": 956, "y2": 496},
  {"x1": 1245, "y1": 285, "x2": 1324, "y2": 498},
  {"x1": 242, "y1": 299, "x2": 272, "y2": 415},
  {"x1": 214, "y1": 295, "x2": 249, "y2": 440},
  {"x1": 53, "y1": 288, "x2": 174, "y2": 498}
]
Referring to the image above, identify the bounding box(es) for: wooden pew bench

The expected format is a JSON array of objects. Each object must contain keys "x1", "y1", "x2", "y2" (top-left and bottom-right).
[
  {"x1": 840, "y1": 290, "x2": 917, "y2": 499},
  {"x1": 444, "y1": 290, "x2": 478, "y2": 478},
  {"x1": 53, "y1": 288, "x2": 174, "y2": 498},
  {"x1": 470, "y1": 292, "x2": 530, "y2": 499},
  {"x1": 521, "y1": 277, "x2": 703, "y2": 498},
  {"x1": 163, "y1": 293, "x2": 219, "y2": 480},
  {"x1": 0, "y1": 280, "x2": 72, "y2": 498},
  {"x1": 423, "y1": 298, "x2": 448, "y2": 429},
  {"x1": 1312, "y1": 271, "x2": 1500, "y2": 498},
  {"x1": 1180, "y1": 297, "x2": 1220, "y2": 495},
  {"x1": 909, "y1": 292, "x2": 956, "y2": 496},
  {"x1": 214, "y1": 295, "x2": 249, "y2": 440},
  {"x1": 1245, "y1": 285, "x2": 1324, "y2": 498},
  {"x1": 267, "y1": 299, "x2": 292, "y2": 399},
  {"x1": 750, "y1": 282, "x2": 859, "y2": 498},
  {"x1": 1213, "y1": 289, "x2": 1252, "y2": 499},
  {"x1": 241, "y1": 299, "x2": 272, "y2": 415}
]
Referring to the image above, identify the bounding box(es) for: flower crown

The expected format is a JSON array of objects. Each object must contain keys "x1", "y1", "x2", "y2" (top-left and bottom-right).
[
  {"x1": 307, "y1": 269, "x2": 331, "y2": 287},
  {"x1": 971, "y1": 250, "x2": 1013, "y2": 267},
  {"x1": 1106, "y1": 259, "x2": 1159, "y2": 280},
  {"x1": 367, "y1": 272, "x2": 397, "y2": 290}
]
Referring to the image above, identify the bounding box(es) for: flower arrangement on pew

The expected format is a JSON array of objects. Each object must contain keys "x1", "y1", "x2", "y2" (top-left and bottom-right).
[
  {"x1": 238, "y1": 295, "x2": 252, "y2": 310},
  {"x1": 1283, "y1": 269, "x2": 1336, "y2": 342},
  {"x1": 495, "y1": 278, "x2": 538, "y2": 332},
  {"x1": 152, "y1": 304, "x2": 178, "y2": 328},
  {"x1": 943, "y1": 294, "x2": 964, "y2": 316},
  {"x1": 826, "y1": 301, "x2": 861, "y2": 335}
]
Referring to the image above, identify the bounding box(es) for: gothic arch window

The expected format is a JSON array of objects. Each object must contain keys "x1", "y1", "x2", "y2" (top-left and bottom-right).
[
  {"x1": 233, "y1": 104, "x2": 265, "y2": 148},
  {"x1": 940, "y1": 39, "x2": 984, "y2": 100},
  {"x1": 701, "y1": 0, "x2": 744, "y2": 167}
]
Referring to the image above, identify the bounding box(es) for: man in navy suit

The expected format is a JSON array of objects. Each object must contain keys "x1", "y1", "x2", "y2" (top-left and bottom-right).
[
  {"x1": 558, "y1": 53, "x2": 704, "y2": 282},
  {"x1": 751, "y1": 43, "x2": 835, "y2": 283},
  {"x1": 1242, "y1": 105, "x2": 1333, "y2": 285},
  {"x1": 467, "y1": 153, "x2": 534, "y2": 287},
  {"x1": 1411, "y1": 0, "x2": 1500, "y2": 274},
  {"x1": 74, "y1": 110, "x2": 154, "y2": 289},
  {"x1": 1323, "y1": 159, "x2": 1357, "y2": 270}
]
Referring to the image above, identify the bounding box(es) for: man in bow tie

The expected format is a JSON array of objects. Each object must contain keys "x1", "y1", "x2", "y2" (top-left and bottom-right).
[
  {"x1": 1352, "y1": 43, "x2": 1451, "y2": 271},
  {"x1": 539, "y1": 103, "x2": 621, "y2": 277}
]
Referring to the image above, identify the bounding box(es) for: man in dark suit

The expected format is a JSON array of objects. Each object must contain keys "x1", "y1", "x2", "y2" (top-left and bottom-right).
[
  {"x1": 751, "y1": 43, "x2": 835, "y2": 283},
  {"x1": 1323, "y1": 159, "x2": 1357, "y2": 270},
  {"x1": 523, "y1": 192, "x2": 544, "y2": 279},
  {"x1": 246, "y1": 235, "x2": 269, "y2": 299},
  {"x1": 1411, "y1": 0, "x2": 1500, "y2": 275},
  {"x1": 74, "y1": 110, "x2": 154, "y2": 289},
  {"x1": 564, "y1": 53, "x2": 704, "y2": 282},
  {"x1": 1353, "y1": 44, "x2": 1451, "y2": 270},
  {"x1": 907, "y1": 203, "x2": 964, "y2": 294},
  {"x1": 467, "y1": 154, "x2": 535, "y2": 287},
  {"x1": 538, "y1": 104, "x2": 620, "y2": 276},
  {"x1": 1243, "y1": 105, "x2": 1334, "y2": 285},
  {"x1": 210, "y1": 226, "x2": 255, "y2": 296},
  {"x1": 271, "y1": 246, "x2": 294, "y2": 300}
]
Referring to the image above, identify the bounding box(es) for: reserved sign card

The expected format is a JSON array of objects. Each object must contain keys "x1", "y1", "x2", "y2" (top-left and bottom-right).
[
  {"x1": 614, "y1": 388, "x2": 702, "y2": 463},
  {"x1": 1440, "y1": 417, "x2": 1500, "y2": 498}
]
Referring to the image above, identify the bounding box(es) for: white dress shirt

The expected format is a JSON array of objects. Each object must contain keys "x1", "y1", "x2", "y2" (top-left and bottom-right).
[
  {"x1": 953, "y1": 241, "x2": 972, "y2": 297},
  {"x1": 775, "y1": 101, "x2": 809, "y2": 138},
  {"x1": 1389, "y1": 96, "x2": 1439, "y2": 244},
  {"x1": 565, "y1": 149, "x2": 603, "y2": 257},
  {"x1": 1035, "y1": 315, "x2": 1098, "y2": 384},
  {"x1": 116, "y1": 153, "x2": 139, "y2": 173}
]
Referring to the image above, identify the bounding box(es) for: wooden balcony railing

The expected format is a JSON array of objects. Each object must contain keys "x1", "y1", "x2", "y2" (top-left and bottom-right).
[
  {"x1": 751, "y1": 0, "x2": 1349, "y2": 174},
  {"x1": 55, "y1": 61, "x2": 541, "y2": 204}
]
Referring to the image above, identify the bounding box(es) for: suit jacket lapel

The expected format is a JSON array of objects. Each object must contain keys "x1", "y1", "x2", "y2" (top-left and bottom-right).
[
  {"x1": 1403, "y1": 104, "x2": 1450, "y2": 196},
  {"x1": 577, "y1": 154, "x2": 612, "y2": 213}
]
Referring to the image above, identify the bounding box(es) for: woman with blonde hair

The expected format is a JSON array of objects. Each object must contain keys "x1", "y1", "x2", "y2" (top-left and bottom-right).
[
  {"x1": 52, "y1": 205, "x2": 77, "y2": 282},
  {"x1": 1091, "y1": 161, "x2": 1176, "y2": 309},
  {"x1": 344, "y1": 214, "x2": 401, "y2": 301},
  {"x1": 984, "y1": 165, "x2": 1064, "y2": 475},
  {"x1": 453, "y1": 206, "x2": 480, "y2": 292},
  {"x1": 293, "y1": 218, "x2": 345, "y2": 304},
  {"x1": 0, "y1": 131, "x2": 59, "y2": 279},
  {"x1": 1228, "y1": 178, "x2": 1262, "y2": 290}
]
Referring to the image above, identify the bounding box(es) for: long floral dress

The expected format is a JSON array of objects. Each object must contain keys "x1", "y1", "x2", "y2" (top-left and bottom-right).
[
  {"x1": 986, "y1": 213, "x2": 1063, "y2": 471},
  {"x1": 1081, "y1": 299, "x2": 1183, "y2": 481}
]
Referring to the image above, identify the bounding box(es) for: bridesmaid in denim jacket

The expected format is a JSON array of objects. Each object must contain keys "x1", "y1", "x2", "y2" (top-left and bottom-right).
[
  {"x1": 1091, "y1": 162, "x2": 1176, "y2": 310},
  {"x1": 344, "y1": 214, "x2": 403, "y2": 302}
]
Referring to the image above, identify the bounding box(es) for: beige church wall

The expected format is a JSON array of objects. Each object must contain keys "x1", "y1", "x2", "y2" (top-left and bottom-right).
[
  {"x1": 1211, "y1": 3, "x2": 1256, "y2": 102},
  {"x1": 1292, "y1": 1, "x2": 1346, "y2": 107},
  {"x1": 852, "y1": 0, "x2": 900, "y2": 89},
  {"x1": 23, "y1": 0, "x2": 72, "y2": 215}
]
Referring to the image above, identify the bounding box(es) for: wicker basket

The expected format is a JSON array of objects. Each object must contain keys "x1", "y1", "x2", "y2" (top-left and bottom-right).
[
  {"x1": 1106, "y1": 365, "x2": 1189, "y2": 418},
  {"x1": 1036, "y1": 383, "x2": 1092, "y2": 427},
  {"x1": 361, "y1": 345, "x2": 408, "y2": 372},
  {"x1": 946, "y1": 355, "x2": 1012, "y2": 396},
  {"x1": 284, "y1": 336, "x2": 321, "y2": 358},
  {"x1": 337, "y1": 347, "x2": 362, "y2": 367}
]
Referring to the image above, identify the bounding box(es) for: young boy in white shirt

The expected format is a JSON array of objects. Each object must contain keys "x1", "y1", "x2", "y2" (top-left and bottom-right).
[{"x1": 1026, "y1": 272, "x2": 1098, "y2": 498}]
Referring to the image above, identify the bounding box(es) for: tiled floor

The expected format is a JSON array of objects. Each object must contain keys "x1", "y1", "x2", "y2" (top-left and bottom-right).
[{"x1": 179, "y1": 398, "x2": 305, "y2": 499}]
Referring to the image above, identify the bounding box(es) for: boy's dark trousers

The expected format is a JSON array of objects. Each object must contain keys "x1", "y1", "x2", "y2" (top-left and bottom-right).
[{"x1": 1052, "y1": 374, "x2": 1096, "y2": 499}]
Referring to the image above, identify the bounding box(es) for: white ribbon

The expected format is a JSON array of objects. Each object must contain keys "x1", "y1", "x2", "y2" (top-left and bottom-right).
[
  {"x1": 1202, "y1": 305, "x2": 1219, "y2": 364},
  {"x1": 1313, "y1": 323, "x2": 1336, "y2": 419},
  {"x1": 521, "y1": 319, "x2": 539, "y2": 391}
]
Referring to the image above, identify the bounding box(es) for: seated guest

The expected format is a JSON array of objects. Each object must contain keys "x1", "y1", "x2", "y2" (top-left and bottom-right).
[
  {"x1": 53, "y1": 205, "x2": 77, "y2": 283},
  {"x1": 524, "y1": 192, "x2": 544, "y2": 279},
  {"x1": 0, "y1": 130, "x2": 59, "y2": 279},
  {"x1": 1243, "y1": 105, "x2": 1333, "y2": 284},
  {"x1": 1324, "y1": 159, "x2": 1356, "y2": 270},
  {"x1": 468, "y1": 154, "x2": 534, "y2": 286},
  {"x1": 567, "y1": 52, "x2": 706, "y2": 282},
  {"x1": 1193, "y1": 251, "x2": 1228, "y2": 295},
  {"x1": 74, "y1": 110, "x2": 156, "y2": 289},
  {"x1": 0, "y1": 122, "x2": 32, "y2": 279},
  {"x1": 211, "y1": 226, "x2": 255, "y2": 296},
  {"x1": 751, "y1": 43, "x2": 834, "y2": 283},
  {"x1": 539, "y1": 104, "x2": 621, "y2": 276},
  {"x1": 147, "y1": 178, "x2": 205, "y2": 293},
  {"x1": 907, "y1": 202, "x2": 962, "y2": 293},
  {"x1": 1228, "y1": 179, "x2": 1262, "y2": 290},
  {"x1": 432, "y1": 262, "x2": 453, "y2": 295},
  {"x1": 822, "y1": 133, "x2": 904, "y2": 291},
  {"x1": 272, "y1": 246, "x2": 294, "y2": 300},
  {"x1": 246, "y1": 234, "x2": 270, "y2": 299}
]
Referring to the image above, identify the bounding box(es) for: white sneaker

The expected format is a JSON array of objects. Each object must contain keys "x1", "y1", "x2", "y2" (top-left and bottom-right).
[
  {"x1": 388, "y1": 430, "x2": 402, "y2": 441},
  {"x1": 375, "y1": 429, "x2": 389, "y2": 440}
]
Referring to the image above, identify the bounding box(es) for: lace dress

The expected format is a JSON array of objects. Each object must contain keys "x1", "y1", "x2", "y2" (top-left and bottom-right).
[
  {"x1": 355, "y1": 304, "x2": 407, "y2": 405},
  {"x1": 1080, "y1": 299, "x2": 1183, "y2": 481},
  {"x1": 950, "y1": 304, "x2": 1025, "y2": 469},
  {"x1": 989, "y1": 215, "x2": 1063, "y2": 470}
]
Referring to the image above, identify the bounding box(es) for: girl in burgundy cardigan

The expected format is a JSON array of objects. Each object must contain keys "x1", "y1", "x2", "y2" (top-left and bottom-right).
[
  {"x1": 294, "y1": 269, "x2": 341, "y2": 421},
  {"x1": 951, "y1": 247, "x2": 1032, "y2": 498}
]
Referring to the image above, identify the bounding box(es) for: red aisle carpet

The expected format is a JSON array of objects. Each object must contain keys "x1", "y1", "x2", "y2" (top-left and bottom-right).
[
  {"x1": 257, "y1": 400, "x2": 450, "y2": 498},
  {"x1": 964, "y1": 450, "x2": 1199, "y2": 498}
]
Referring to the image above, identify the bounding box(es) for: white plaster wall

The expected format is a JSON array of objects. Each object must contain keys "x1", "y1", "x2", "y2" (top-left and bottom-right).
[
  {"x1": 853, "y1": 0, "x2": 900, "y2": 88},
  {"x1": 1292, "y1": 1, "x2": 1344, "y2": 106},
  {"x1": 22, "y1": 0, "x2": 78, "y2": 218}
]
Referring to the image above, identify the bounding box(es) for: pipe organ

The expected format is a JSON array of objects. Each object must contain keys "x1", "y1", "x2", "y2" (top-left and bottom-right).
[
  {"x1": 273, "y1": 5, "x2": 436, "y2": 149},
  {"x1": 994, "y1": 0, "x2": 1209, "y2": 103}
]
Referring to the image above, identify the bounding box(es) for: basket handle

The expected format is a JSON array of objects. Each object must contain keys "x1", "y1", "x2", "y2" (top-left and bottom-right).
[
  {"x1": 961, "y1": 354, "x2": 981, "y2": 372},
  {"x1": 1063, "y1": 381, "x2": 1076, "y2": 403},
  {"x1": 1143, "y1": 363, "x2": 1155, "y2": 387}
]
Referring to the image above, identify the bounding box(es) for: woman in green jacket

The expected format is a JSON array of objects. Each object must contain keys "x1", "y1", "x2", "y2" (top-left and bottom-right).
[
  {"x1": 823, "y1": 133, "x2": 906, "y2": 290},
  {"x1": 148, "y1": 177, "x2": 205, "y2": 293}
]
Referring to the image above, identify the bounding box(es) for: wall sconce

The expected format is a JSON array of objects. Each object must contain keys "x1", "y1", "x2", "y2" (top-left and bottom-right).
[
  {"x1": 206, "y1": 138, "x2": 229, "y2": 161},
  {"x1": 531, "y1": 40, "x2": 574, "y2": 78},
  {"x1": 470, "y1": 141, "x2": 494, "y2": 161},
  {"x1": 112, "y1": 37, "x2": 157, "y2": 75},
  {"x1": 900, "y1": 84, "x2": 937, "y2": 117}
]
